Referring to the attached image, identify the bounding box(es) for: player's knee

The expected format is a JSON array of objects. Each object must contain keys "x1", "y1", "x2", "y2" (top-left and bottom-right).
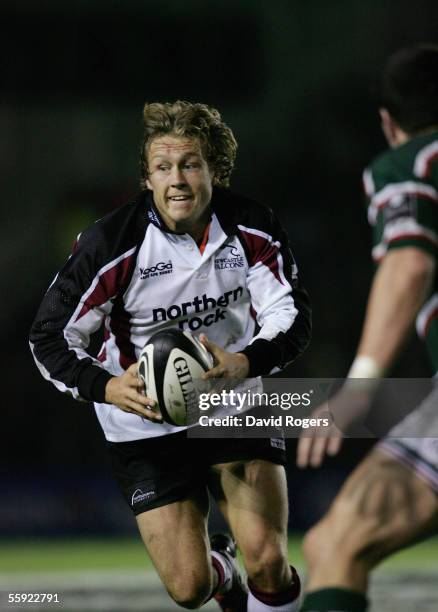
[
  {"x1": 169, "y1": 586, "x2": 210, "y2": 609},
  {"x1": 303, "y1": 499, "x2": 382, "y2": 571},
  {"x1": 302, "y1": 520, "x2": 331, "y2": 571},
  {"x1": 167, "y1": 575, "x2": 212, "y2": 609}
]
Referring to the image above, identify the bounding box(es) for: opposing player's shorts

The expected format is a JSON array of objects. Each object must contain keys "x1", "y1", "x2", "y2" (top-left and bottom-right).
[
  {"x1": 107, "y1": 432, "x2": 286, "y2": 515},
  {"x1": 379, "y1": 383, "x2": 438, "y2": 494}
]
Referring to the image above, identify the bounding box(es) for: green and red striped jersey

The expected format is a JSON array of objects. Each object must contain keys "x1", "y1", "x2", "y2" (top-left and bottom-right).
[{"x1": 363, "y1": 131, "x2": 438, "y2": 372}]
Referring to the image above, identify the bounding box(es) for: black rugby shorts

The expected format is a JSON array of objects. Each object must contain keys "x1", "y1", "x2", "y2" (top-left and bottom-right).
[{"x1": 107, "y1": 431, "x2": 286, "y2": 515}]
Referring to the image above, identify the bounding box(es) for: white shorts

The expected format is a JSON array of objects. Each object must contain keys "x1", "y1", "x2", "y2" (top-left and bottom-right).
[{"x1": 379, "y1": 383, "x2": 438, "y2": 493}]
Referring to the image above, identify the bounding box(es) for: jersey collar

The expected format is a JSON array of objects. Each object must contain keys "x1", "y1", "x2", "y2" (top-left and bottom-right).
[{"x1": 143, "y1": 188, "x2": 217, "y2": 236}]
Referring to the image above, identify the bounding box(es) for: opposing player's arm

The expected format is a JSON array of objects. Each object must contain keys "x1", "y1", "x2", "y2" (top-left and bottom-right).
[
  {"x1": 355, "y1": 246, "x2": 435, "y2": 371},
  {"x1": 297, "y1": 246, "x2": 435, "y2": 468}
]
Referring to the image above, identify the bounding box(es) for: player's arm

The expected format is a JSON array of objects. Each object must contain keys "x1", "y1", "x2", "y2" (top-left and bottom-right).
[
  {"x1": 238, "y1": 208, "x2": 312, "y2": 376},
  {"x1": 354, "y1": 246, "x2": 435, "y2": 371},
  {"x1": 29, "y1": 225, "x2": 160, "y2": 421},
  {"x1": 202, "y1": 206, "x2": 311, "y2": 379},
  {"x1": 297, "y1": 245, "x2": 435, "y2": 468}
]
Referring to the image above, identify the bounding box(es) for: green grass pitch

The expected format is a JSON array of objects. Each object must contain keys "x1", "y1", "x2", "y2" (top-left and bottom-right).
[{"x1": 1, "y1": 534, "x2": 437, "y2": 573}]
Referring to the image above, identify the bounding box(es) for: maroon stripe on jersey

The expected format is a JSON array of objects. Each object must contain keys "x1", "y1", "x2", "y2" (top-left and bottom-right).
[
  {"x1": 424, "y1": 307, "x2": 438, "y2": 338},
  {"x1": 373, "y1": 232, "x2": 437, "y2": 263},
  {"x1": 239, "y1": 229, "x2": 283, "y2": 285},
  {"x1": 75, "y1": 252, "x2": 136, "y2": 321},
  {"x1": 110, "y1": 296, "x2": 137, "y2": 370},
  {"x1": 423, "y1": 151, "x2": 438, "y2": 178},
  {"x1": 389, "y1": 233, "x2": 438, "y2": 247}
]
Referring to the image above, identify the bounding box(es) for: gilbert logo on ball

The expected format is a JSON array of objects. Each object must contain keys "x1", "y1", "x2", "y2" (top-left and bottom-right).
[{"x1": 138, "y1": 329, "x2": 213, "y2": 426}]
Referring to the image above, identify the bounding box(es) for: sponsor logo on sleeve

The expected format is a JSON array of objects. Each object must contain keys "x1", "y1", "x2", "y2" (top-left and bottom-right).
[{"x1": 384, "y1": 193, "x2": 417, "y2": 224}]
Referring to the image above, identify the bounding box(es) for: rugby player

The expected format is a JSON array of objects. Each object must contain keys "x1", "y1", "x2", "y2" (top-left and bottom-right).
[
  {"x1": 297, "y1": 44, "x2": 438, "y2": 612},
  {"x1": 30, "y1": 101, "x2": 311, "y2": 611}
]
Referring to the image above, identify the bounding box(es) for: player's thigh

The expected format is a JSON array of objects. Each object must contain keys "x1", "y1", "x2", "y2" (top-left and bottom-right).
[
  {"x1": 310, "y1": 448, "x2": 438, "y2": 565},
  {"x1": 136, "y1": 487, "x2": 212, "y2": 594},
  {"x1": 210, "y1": 459, "x2": 289, "y2": 562}
]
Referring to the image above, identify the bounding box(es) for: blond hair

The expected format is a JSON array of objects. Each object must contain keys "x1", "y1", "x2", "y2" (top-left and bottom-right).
[{"x1": 140, "y1": 101, "x2": 237, "y2": 188}]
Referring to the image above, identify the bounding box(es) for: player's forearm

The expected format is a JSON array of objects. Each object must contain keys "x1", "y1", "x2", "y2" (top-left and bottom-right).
[
  {"x1": 30, "y1": 328, "x2": 114, "y2": 402},
  {"x1": 355, "y1": 248, "x2": 435, "y2": 373},
  {"x1": 241, "y1": 302, "x2": 311, "y2": 375}
]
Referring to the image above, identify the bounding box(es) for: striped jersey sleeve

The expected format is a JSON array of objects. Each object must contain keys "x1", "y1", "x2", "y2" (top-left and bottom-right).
[
  {"x1": 29, "y1": 202, "x2": 142, "y2": 403},
  {"x1": 363, "y1": 133, "x2": 438, "y2": 372},
  {"x1": 236, "y1": 203, "x2": 311, "y2": 376},
  {"x1": 364, "y1": 134, "x2": 438, "y2": 263}
]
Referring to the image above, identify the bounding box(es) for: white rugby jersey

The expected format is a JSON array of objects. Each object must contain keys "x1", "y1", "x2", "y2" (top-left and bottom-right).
[{"x1": 30, "y1": 188, "x2": 311, "y2": 441}]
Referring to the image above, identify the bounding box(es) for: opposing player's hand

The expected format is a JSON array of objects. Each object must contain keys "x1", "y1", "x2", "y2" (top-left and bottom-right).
[
  {"x1": 199, "y1": 334, "x2": 249, "y2": 380},
  {"x1": 105, "y1": 363, "x2": 163, "y2": 423},
  {"x1": 296, "y1": 404, "x2": 343, "y2": 469},
  {"x1": 296, "y1": 385, "x2": 374, "y2": 468}
]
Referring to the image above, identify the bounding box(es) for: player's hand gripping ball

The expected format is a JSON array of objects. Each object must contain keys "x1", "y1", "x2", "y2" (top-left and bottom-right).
[{"x1": 138, "y1": 329, "x2": 213, "y2": 426}]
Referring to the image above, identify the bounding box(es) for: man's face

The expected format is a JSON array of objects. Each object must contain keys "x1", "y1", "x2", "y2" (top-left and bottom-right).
[{"x1": 146, "y1": 135, "x2": 214, "y2": 234}]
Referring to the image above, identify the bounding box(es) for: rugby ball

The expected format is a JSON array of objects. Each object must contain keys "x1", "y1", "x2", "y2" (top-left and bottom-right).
[{"x1": 138, "y1": 329, "x2": 213, "y2": 426}]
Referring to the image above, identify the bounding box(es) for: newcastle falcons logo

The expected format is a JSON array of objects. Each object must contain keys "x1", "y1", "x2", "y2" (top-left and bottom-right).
[{"x1": 215, "y1": 244, "x2": 244, "y2": 270}]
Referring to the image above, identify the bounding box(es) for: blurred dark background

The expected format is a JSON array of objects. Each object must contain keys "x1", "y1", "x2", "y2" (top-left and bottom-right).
[{"x1": 2, "y1": 0, "x2": 437, "y2": 537}]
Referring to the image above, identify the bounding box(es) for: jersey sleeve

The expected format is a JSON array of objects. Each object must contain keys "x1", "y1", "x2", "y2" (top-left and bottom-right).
[
  {"x1": 237, "y1": 207, "x2": 312, "y2": 376},
  {"x1": 29, "y1": 225, "x2": 137, "y2": 403},
  {"x1": 364, "y1": 153, "x2": 438, "y2": 263}
]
